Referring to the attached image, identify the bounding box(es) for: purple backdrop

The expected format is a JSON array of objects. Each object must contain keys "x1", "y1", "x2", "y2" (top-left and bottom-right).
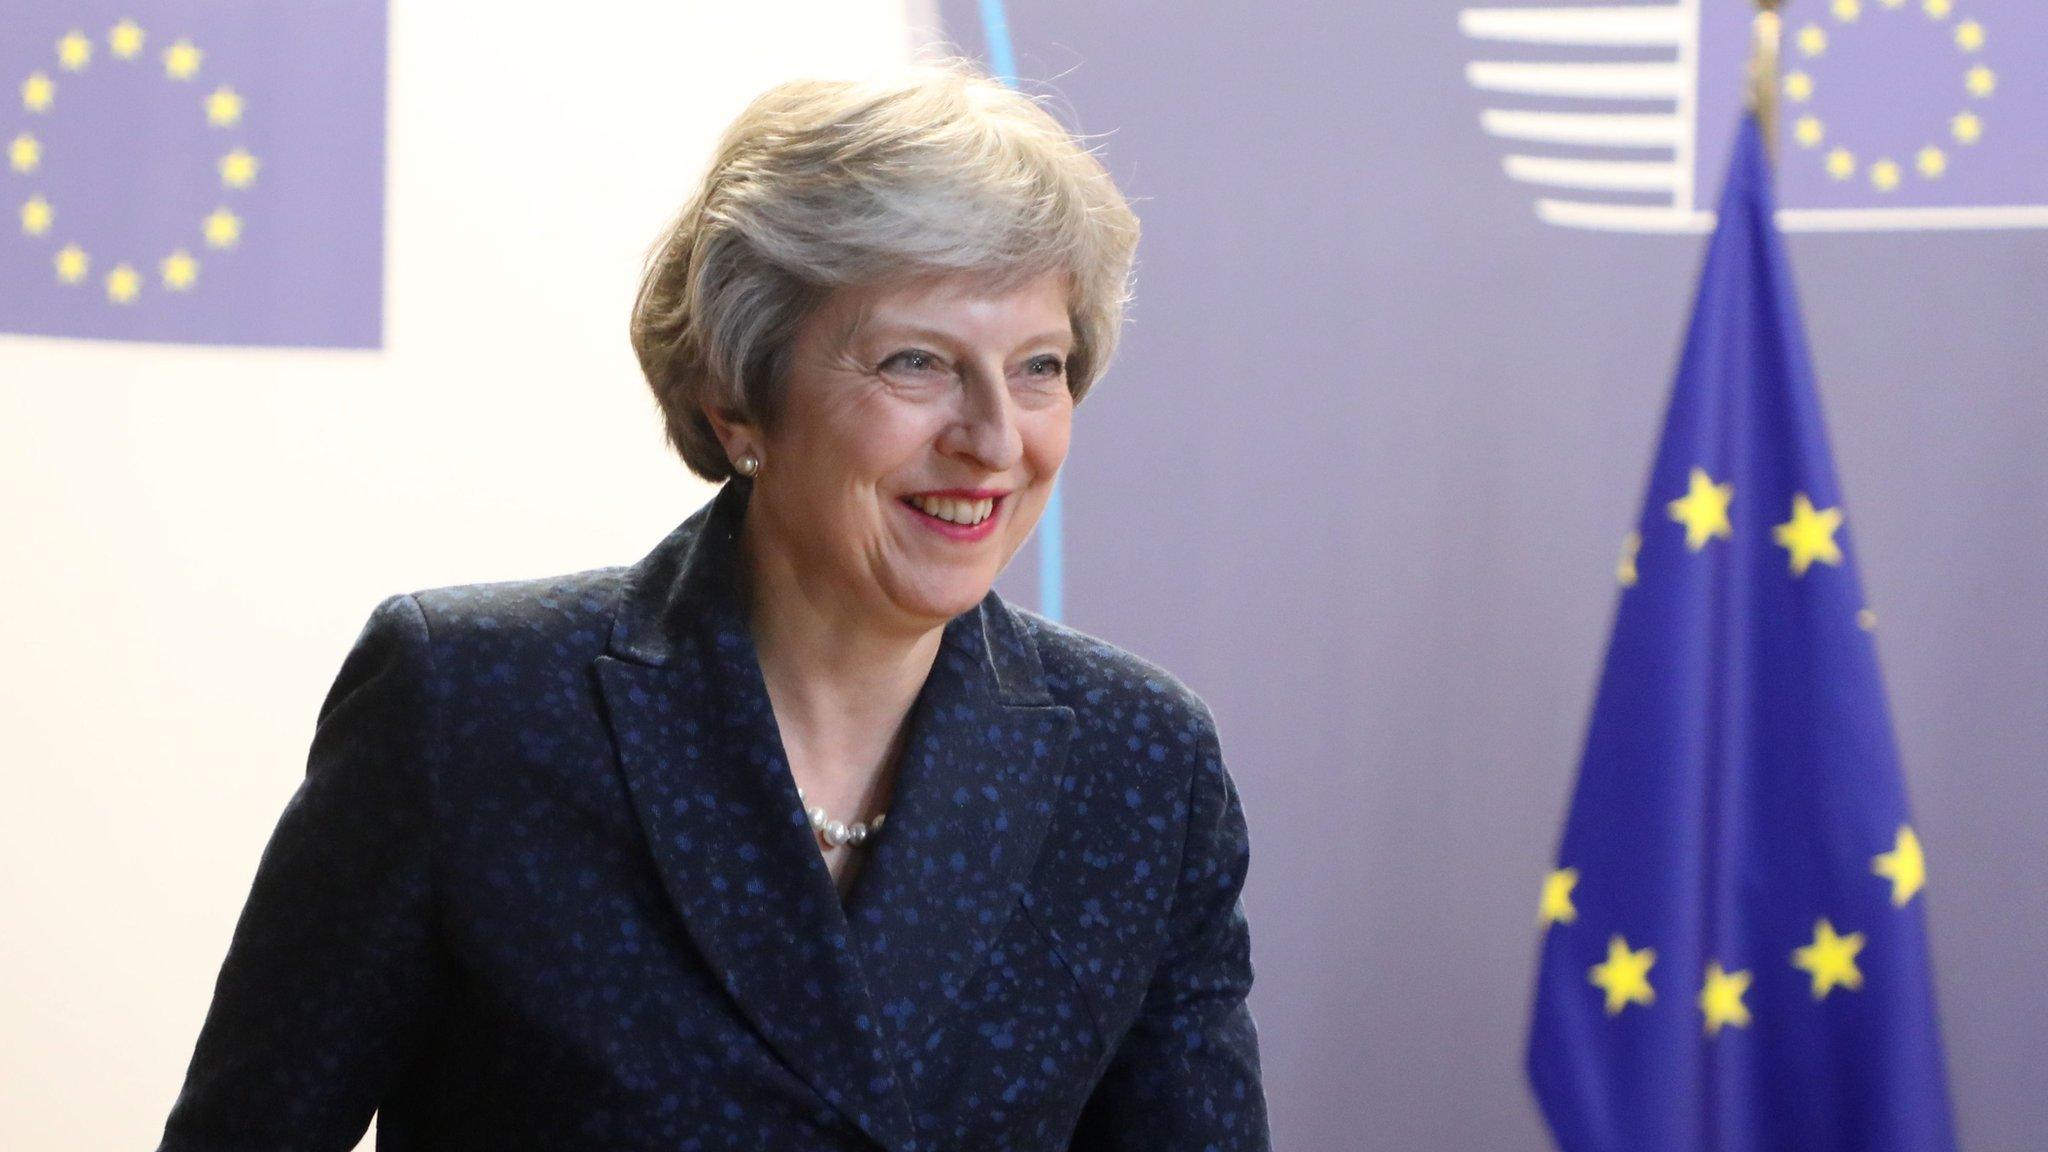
[{"x1": 949, "y1": 2, "x2": 2048, "y2": 1148}]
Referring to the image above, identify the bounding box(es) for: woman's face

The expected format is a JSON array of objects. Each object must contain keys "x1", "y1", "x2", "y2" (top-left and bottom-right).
[{"x1": 729, "y1": 268, "x2": 1075, "y2": 634}]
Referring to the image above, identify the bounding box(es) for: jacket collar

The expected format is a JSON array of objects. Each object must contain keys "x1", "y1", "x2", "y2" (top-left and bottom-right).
[{"x1": 592, "y1": 481, "x2": 1075, "y2": 1151}]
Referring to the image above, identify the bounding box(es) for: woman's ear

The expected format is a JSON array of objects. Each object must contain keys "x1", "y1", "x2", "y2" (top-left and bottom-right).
[{"x1": 701, "y1": 400, "x2": 759, "y2": 470}]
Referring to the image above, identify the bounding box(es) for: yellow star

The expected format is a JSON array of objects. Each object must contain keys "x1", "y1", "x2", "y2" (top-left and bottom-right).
[
  {"x1": 8, "y1": 132, "x2": 41, "y2": 173},
  {"x1": 106, "y1": 263, "x2": 141, "y2": 304},
  {"x1": 57, "y1": 30, "x2": 93, "y2": 71},
  {"x1": 1858, "y1": 607, "x2": 1879, "y2": 631},
  {"x1": 1540, "y1": 867, "x2": 1580, "y2": 927},
  {"x1": 1872, "y1": 826, "x2": 1927, "y2": 907},
  {"x1": 1668, "y1": 468, "x2": 1734, "y2": 551},
  {"x1": 54, "y1": 244, "x2": 89, "y2": 284},
  {"x1": 1952, "y1": 111, "x2": 1983, "y2": 144},
  {"x1": 1832, "y1": 0, "x2": 1861, "y2": 21},
  {"x1": 1923, "y1": 0, "x2": 1952, "y2": 18},
  {"x1": 22, "y1": 71, "x2": 55, "y2": 113},
  {"x1": 1954, "y1": 20, "x2": 1986, "y2": 50},
  {"x1": 1966, "y1": 66, "x2": 1996, "y2": 98},
  {"x1": 1589, "y1": 934, "x2": 1657, "y2": 1015},
  {"x1": 1784, "y1": 71, "x2": 1815, "y2": 102},
  {"x1": 205, "y1": 86, "x2": 244, "y2": 128},
  {"x1": 1879, "y1": 0, "x2": 1906, "y2": 6},
  {"x1": 1871, "y1": 159, "x2": 1902, "y2": 192},
  {"x1": 202, "y1": 206, "x2": 243, "y2": 248},
  {"x1": 1617, "y1": 531, "x2": 1641, "y2": 588},
  {"x1": 161, "y1": 250, "x2": 200, "y2": 291},
  {"x1": 163, "y1": 39, "x2": 202, "y2": 81},
  {"x1": 1795, "y1": 116, "x2": 1825, "y2": 148},
  {"x1": 110, "y1": 19, "x2": 146, "y2": 60},
  {"x1": 1772, "y1": 493, "x2": 1845, "y2": 576},
  {"x1": 219, "y1": 148, "x2": 259, "y2": 189},
  {"x1": 1917, "y1": 146, "x2": 1948, "y2": 178},
  {"x1": 1797, "y1": 25, "x2": 1828, "y2": 56},
  {"x1": 20, "y1": 195, "x2": 53, "y2": 236},
  {"x1": 1793, "y1": 919, "x2": 1866, "y2": 998},
  {"x1": 1826, "y1": 148, "x2": 1857, "y2": 180},
  {"x1": 1699, "y1": 963, "x2": 1754, "y2": 1036}
]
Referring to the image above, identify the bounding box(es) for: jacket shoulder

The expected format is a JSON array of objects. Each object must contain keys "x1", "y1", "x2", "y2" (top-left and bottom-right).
[
  {"x1": 400, "y1": 565, "x2": 629, "y2": 657},
  {"x1": 1007, "y1": 606, "x2": 1218, "y2": 738}
]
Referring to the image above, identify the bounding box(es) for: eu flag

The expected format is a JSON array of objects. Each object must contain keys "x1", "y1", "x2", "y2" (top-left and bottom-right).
[
  {"x1": 1526, "y1": 115, "x2": 1959, "y2": 1152},
  {"x1": 1, "y1": 2, "x2": 385, "y2": 348}
]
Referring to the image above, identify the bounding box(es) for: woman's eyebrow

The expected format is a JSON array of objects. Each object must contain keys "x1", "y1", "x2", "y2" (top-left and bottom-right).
[{"x1": 863, "y1": 324, "x2": 1074, "y2": 349}]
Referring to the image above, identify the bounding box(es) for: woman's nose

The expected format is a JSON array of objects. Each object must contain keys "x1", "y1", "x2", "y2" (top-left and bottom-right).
[{"x1": 946, "y1": 367, "x2": 1024, "y2": 470}]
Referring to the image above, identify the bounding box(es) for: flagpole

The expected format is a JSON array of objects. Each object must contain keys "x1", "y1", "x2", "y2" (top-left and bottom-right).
[{"x1": 1748, "y1": 0, "x2": 1786, "y2": 165}]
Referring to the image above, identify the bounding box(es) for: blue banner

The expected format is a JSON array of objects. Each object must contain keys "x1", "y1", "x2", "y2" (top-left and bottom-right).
[{"x1": 1, "y1": 3, "x2": 386, "y2": 348}]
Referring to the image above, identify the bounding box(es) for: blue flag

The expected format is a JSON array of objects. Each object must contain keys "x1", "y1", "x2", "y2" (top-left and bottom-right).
[
  {"x1": 1526, "y1": 115, "x2": 1959, "y2": 1152},
  {"x1": 1, "y1": 2, "x2": 386, "y2": 348}
]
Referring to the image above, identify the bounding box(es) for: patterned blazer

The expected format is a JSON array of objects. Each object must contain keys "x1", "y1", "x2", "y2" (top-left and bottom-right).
[{"x1": 156, "y1": 480, "x2": 1269, "y2": 1151}]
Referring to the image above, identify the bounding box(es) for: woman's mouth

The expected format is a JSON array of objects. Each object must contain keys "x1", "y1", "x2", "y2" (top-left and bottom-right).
[{"x1": 900, "y1": 491, "x2": 1005, "y2": 541}]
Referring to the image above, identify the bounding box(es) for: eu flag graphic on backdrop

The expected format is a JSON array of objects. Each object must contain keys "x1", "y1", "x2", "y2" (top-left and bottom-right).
[
  {"x1": 1, "y1": 3, "x2": 386, "y2": 348},
  {"x1": 1526, "y1": 116, "x2": 1959, "y2": 1152}
]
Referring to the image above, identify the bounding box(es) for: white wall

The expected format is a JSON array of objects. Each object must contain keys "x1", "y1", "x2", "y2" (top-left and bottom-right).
[{"x1": 0, "y1": 3, "x2": 923, "y2": 1146}]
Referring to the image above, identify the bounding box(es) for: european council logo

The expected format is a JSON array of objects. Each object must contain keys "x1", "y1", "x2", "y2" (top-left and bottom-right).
[
  {"x1": 2, "y1": 3, "x2": 386, "y2": 347},
  {"x1": 1459, "y1": 0, "x2": 2047, "y2": 232}
]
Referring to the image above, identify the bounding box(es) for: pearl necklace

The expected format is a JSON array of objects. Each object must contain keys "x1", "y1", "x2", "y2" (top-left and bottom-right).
[{"x1": 795, "y1": 785, "x2": 887, "y2": 849}]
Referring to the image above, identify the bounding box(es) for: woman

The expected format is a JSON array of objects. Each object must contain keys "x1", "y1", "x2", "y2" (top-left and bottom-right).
[{"x1": 157, "y1": 62, "x2": 1269, "y2": 1151}]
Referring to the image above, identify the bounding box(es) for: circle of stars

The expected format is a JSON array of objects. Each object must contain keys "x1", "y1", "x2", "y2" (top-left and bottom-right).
[
  {"x1": 1780, "y1": 0, "x2": 1996, "y2": 194},
  {"x1": 8, "y1": 21, "x2": 255, "y2": 305}
]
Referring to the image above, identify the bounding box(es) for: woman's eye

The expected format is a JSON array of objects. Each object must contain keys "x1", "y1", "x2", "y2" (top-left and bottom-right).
[
  {"x1": 1024, "y1": 355, "x2": 1066, "y2": 379},
  {"x1": 881, "y1": 349, "x2": 940, "y2": 373}
]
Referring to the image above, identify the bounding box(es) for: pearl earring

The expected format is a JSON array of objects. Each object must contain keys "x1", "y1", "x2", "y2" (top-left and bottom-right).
[{"x1": 735, "y1": 452, "x2": 760, "y2": 477}]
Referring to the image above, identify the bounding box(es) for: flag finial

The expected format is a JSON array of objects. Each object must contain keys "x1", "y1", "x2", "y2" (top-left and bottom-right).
[{"x1": 1748, "y1": 0, "x2": 1787, "y2": 165}]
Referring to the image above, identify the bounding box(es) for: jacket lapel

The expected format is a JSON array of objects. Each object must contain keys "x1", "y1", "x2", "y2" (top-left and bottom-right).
[
  {"x1": 592, "y1": 483, "x2": 917, "y2": 1151},
  {"x1": 839, "y1": 600, "x2": 1076, "y2": 1069}
]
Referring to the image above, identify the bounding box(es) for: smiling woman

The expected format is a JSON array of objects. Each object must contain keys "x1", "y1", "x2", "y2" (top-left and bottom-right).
[{"x1": 155, "y1": 59, "x2": 1270, "y2": 1152}]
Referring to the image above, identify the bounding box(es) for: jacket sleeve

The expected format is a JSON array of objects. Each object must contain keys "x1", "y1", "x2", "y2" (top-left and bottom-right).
[
  {"x1": 157, "y1": 593, "x2": 451, "y2": 1152},
  {"x1": 1067, "y1": 710, "x2": 1272, "y2": 1151}
]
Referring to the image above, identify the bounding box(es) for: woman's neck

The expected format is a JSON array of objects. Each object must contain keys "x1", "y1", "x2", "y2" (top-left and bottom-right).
[{"x1": 737, "y1": 518, "x2": 944, "y2": 783}]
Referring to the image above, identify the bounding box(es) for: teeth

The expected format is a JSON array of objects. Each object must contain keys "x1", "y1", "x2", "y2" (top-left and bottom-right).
[{"x1": 909, "y1": 495, "x2": 996, "y2": 526}]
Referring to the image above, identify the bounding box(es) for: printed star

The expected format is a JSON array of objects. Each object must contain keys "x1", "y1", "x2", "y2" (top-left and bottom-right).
[
  {"x1": 106, "y1": 263, "x2": 141, "y2": 304},
  {"x1": 205, "y1": 86, "x2": 244, "y2": 128},
  {"x1": 1668, "y1": 468, "x2": 1734, "y2": 551},
  {"x1": 1617, "y1": 531, "x2": 1641, "y2": 588},
  {"x1": 1879, "y1": 0, "x2": 1906, "y2": 7},
  {"x1": 1871, "y1": 159, "x2": 1902, "y2": 191},
  {"x1": 1797, "y1": 25, "x2": 1827, "y2": 56},
  {"x1": 1699, "y1": 963, "x2": 1754, "y2": 1036},
  {"x1": 1873, "y1": 826, "x2": 1927, "y2": 907},
  {"x1": 1858, "y1": 607, "x2": 1879, "y2": 631},
  {"x1": 1772, "y1": 494, "x2": 1844, "y2": 576},
  {"x1": 1954, "y1": 20, "x2": 1985, "y2": 50},
  {"x1": 163, "y1": 39, "x2": 202, "y2": 81},
  {"x1": 20, "y1": 195, "x2": 53, "y2": 236},
  {"x1": 1923, "y1": 0, "x2": 1953, "y2": 18},
  {"x1": 1795, "y1": 116, "x2": 1825, "y2": 148},
  {"x1": 1792, "y1": 919, "x2": 1866, "y2": 999},
  {"x1": 1966, "y1": 66, "x2": 1996, "y2": 98},
  {"x1": 161, "y1": 250, "x2": 199, "y2": 291},
  {"x1": 1918, "y1": 146, "x2": 1948, "y2": 178},
  {"x1": 1952, "y1": 111, "x2": 1983, "y2": 144},
  {"x1": 110, "y1": 19, "x2": 146, "y2": 60},
  {"x1": 1826, "y1": 148, "x2": 1857, "y2": 179},
  {"x1": 23, "y1": 71, "x2": 55, "y2": 113},
  {"x1": 1831, "y1": 0, "x2": 1861, "y2": 21},
  {"x1": 1589, "y1": 935, "x2": 1657, "y2": 1015},
  {"x1": 57, "y1": 30, "x2": 93, "y2": 71},
  {"x1": 1540, "y1": 867, "x2": 1580, "y2": 927},
  {"x1": 203, "y1": 206, "x2": 243, "y2": 248},
  {"x1": 54, "y1": 244, "x2": 89, "y2": 284},
  {"x1": 1784, "y1": 71, "x2": 1815, "y2": 102},
  {"x1": 8, "y1": 132, "x2": 41, "y2": 173},
  {"x1": 218, "y1": 148, "x2": 259, "y2": 189}
]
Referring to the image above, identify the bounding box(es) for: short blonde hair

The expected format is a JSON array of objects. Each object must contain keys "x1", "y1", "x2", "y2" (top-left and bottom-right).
[{"x1": 629, "y1": 60, "x2": 1141, "y2": 481}]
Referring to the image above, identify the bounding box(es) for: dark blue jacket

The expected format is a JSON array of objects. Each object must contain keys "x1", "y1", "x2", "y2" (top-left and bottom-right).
[{"x1": 157, "y1": 480, "x2": 1268, "y2": 1151}]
